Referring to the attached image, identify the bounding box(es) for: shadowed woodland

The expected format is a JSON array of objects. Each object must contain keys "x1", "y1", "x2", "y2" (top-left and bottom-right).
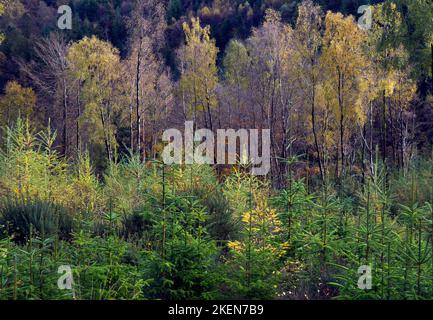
[{"x1": 0, "y1": 0, "x2": 433, "y2": 300}]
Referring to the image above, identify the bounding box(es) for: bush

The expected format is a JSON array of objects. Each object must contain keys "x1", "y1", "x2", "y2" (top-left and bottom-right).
[
  {"x1": 121, "y1": 210, "x2": 155, "y2": 240},
  {"x1": 0, "y1": 198, "x2": 73, "y2": 243}
]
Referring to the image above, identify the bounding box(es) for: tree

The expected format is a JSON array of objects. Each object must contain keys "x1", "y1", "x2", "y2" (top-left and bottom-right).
[
  {"x1": 369, "y1": 2, "x2": 415, "y2": 169},
  {"x1": 0, "y1": 81, "x2": 36, "y2": 128},
  {"x1": 19, "y1": 33, "x2": 70, "y2": 155},
  {"x1": 321, "y1": 11, "x2": 369, "y2": 178},
  {"x1": 293, "y1": 0, "x2": 325, "y2": 181},
  {"x1": 126, "y1": 0, "x2": 168, "y2": 157},
  {"x1": 247, "y1": 9, "x2": 297, "y2": 187},
  {"x1": 178, "y1": 17, "x2": 219, "y2": 130},
  {"x1": 226, "y1": 189, "x2": 287, "y2": 299},
  {"x1": 402, "y1": 0, "x2": 433, "y2": 92},
  {"x1": 67, "y1": 36, "x2": 122, "y2": 164},
  {"x1": 124, "y1": 52, "x2": 173, "y2": 160},
  {"x1": 222, "y1": 39, "x2": 251, "y2": 128}
]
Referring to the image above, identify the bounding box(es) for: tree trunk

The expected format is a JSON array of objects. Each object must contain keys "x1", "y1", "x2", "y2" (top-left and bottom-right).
[
  {"x1": 311, "y1": 82, "x2": 324, "y2": 182},
  {"x1": 100, "y1": 106, "x2": 112, "y2": 163},
  {"x1": 337, "y1": 68, "x2": 344, "y2": 178},
  {"x1": 130, "y1": 103, "x2": 134, "y2": 151},
  {"x1": 76, "y1": 87, "x2": 81, "y2": 153},
  {"x1": 62, "y1": 78, "x2": 68, "y2": 156},
  {"x1": 136, "y1": 36, "x2": 142, "y2": 156},
  {"x1": 382, "y1": 90, "x2": 387, "y2": 163},
  {"x1": 370, "y1": 101, "x2": 374, "y2": 176}
]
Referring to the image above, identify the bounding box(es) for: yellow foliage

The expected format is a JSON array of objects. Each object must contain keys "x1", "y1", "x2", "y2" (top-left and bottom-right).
[
  {"x1": 67, "y1": 36, "x2": 122, "y2": 160},
  {"x1": 229, "y1": 190, "x2": 287, "y2": 258},
  {"x1": 179, "y1": 18, "x2": 219, "y2": 117},
  {"x1": 0, "y1": 81, "x2": 36, "y2": 127},
  {"x1": 321, "y1": 11, "x2": 369, "y2": 126}
]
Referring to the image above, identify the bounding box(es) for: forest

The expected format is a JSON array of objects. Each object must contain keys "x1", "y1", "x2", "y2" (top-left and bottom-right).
[{"x1": 0, "y1": 0, "x2": 433, "y2": 300}]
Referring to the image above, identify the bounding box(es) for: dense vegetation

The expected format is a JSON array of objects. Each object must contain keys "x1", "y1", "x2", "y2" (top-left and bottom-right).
[
  {"x1": 0, "y1": 0, "x2": 433, "y2": 300},
  {"x1": 1, "y1": 120, "x2": 433, "y2": 300}
]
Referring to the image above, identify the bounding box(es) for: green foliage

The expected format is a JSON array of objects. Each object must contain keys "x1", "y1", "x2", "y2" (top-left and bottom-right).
[
  {"x1": 0, "y1": 118, "x2": 68, "y2": 202},
  {"x1": 399, "y1": 0, "x2": 433, "y2": 78},
  {"x1": 146, "y1": 235, "x2": 219, "y2": 300},
  {"x1": 0, "y1": 236, "x2": 64, "y2": 300},
  {"x1": 0, "y1": 198, "x2": 72, "y2": 244},
  {"x1": 68, "y1": 231, "x2": 151, "y2": 300},
  {"x1": 0, "y1": 99, "x2": 433, "y2": 301},
  {"x1": 222, "y1": 187, "x2": 287, "y2": 299}
]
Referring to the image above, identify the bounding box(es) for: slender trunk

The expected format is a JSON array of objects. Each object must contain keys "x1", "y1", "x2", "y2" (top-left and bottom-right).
[
  {"x1": 269, "y1": 75, "x2": 277, "y2": 187},
  {"x1": 76, "y1": 87, "x2": 81, "y2": 153},
  {"x1": 62, "y1": 78, "x2": 68, "y2": 156},
  {"x1": 311, "y1": 81, "x2": 324, "y2": 182},
  {"x1": 431, "y1": 43, "x2": 433, "y2": 94},
  {"x1": 161, "y1": 163, "x2": 166, "y2": 260},
  {"x1": 382, "y1": 90, "x2": 387, "y2": 163},
  {"x1": 141, "y1": 117, "x2": 146, "y2": 161},
  {"x1": 100, "y1": 106, "x2": 112, "y2": 163},
  {"x1": 399, "y1": 103, "x2": 404, "y2": 170},
  {"x1": 206, "y1": 100, "x2": 213, "y2": 131},
  {"x1": 337, "y1": 68, "x2": 344, "y2": 178},
  {"x1": 192, "y1": 52, "x2": 198, "y2": 130},
  {"x1": 390, "y1": 102, "x2": 396, "y2": 167},
  {"x1": 192, "y1": 77, "x2": 197, "y2": 130},
  {"x1": 370, "y1": 102, "x2": 374, "y2": 176},
  {"x1": 365, "y1": 183, "x2": 370, "y2": 262},
  {"x1": 362, "y1": 124, "x2": 366, "y2": 184},
  {"x1": 136, "y1": 37, "x2": 142, "y2": 156},
  {"x1": 181, "y1": 57, "x2": 187, "y2": 122},
  {"x1": 6, "y1": 105, "x2": 11, "y2": 128},
  {"x1": 417, "y1": 220, "x2": 422, "y2": 297},
  {"x1": 130, "y1": 103, "x2": 134, "y2": 150}
]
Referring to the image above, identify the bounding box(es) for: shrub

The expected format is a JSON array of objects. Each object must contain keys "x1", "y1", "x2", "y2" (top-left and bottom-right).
[{"x1": 0, "y1": 198, "x2": 72, "y2": 243}]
